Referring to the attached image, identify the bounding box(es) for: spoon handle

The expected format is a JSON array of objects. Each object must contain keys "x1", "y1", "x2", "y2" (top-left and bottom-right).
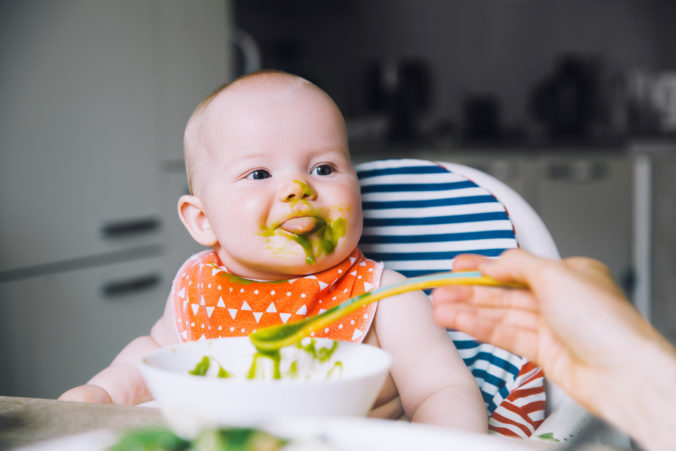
[{"x1": 304, "y1": 271, "x2": 524, "y2": 338}]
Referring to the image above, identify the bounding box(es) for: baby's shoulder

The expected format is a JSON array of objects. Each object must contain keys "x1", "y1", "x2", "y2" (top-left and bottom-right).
[{"x1": 379, "y1": 267, "x2": 406, "y2": 286}]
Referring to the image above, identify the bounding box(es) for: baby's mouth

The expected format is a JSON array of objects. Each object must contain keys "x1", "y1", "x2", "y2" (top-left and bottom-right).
[{"x1": 278, "y1": 216, "x2": 321, "y2": 235}]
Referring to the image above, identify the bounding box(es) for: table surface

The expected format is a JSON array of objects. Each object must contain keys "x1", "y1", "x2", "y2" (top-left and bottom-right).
[
  {"x1": 0, "y1": 396, "x2": 164, "y2": 449},
  {"x1": 0, "y1": 396, "x2": 621, "y2": 451}
]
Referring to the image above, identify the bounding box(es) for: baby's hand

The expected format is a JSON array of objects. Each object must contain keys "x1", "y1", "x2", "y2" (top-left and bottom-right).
[{"x1": 58, "y1": 384, "x2": 113, "y2": 404}]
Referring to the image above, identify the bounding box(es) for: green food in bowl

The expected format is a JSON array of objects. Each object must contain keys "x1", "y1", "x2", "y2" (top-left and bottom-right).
[
  {"x1": 187, "y1": 338, "x2": 343, "y2": 381},
  {"x1": 138, "y1": 337, "x2": 392, "y2": 436}
]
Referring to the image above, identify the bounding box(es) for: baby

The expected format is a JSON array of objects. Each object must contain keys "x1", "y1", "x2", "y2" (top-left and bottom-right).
[{"x1": 60, "y1": 70, "x2": 487, "y2": 432}]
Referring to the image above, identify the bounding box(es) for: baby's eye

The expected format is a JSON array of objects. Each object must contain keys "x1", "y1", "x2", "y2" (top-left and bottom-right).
[
  {"x1": 311, "y1": 164, "x2": 334, "y2": 176},
  {"x1": 247, "y1": 169, "x2": 271, "y2": 180}
]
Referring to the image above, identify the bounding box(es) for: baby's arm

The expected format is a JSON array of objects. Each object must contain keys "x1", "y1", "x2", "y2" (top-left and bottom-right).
[
  {"x1": 373, "y1": 269, "x2": 487, "y2": 432},
  {"x1": 58, "y1": 294, "x2": 178, "y2": 404}
]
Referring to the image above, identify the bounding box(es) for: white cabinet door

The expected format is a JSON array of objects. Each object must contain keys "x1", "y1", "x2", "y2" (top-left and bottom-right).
[
  {"x1": 0, "y1": 1, "x2": 165, "y2": 272},
  {"x1": 537, "y1": 154, "x2": 633, "y2": 287},
  {"x1": 0, "y1": 255, "x2": 170, "y2": 399},
  {"x1": 0, "y1": 0, "x2": 232, "y2": 274},
  {"x1": 651, "y1": 153, "x2": 676, "y2": 343},
  {"x1": 439, "y1": 152, "x2": 539, "y2": 206}
]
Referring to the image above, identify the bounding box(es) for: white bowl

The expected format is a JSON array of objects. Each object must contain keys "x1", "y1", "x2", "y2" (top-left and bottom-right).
[{"x1": 138, "y1": 337, "x2": 391, "y2": 437}]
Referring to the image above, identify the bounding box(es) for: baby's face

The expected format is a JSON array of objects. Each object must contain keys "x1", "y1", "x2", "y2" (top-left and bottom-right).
[{"x1": 194, "y1": 82, "x2": 362, "y2": 280}]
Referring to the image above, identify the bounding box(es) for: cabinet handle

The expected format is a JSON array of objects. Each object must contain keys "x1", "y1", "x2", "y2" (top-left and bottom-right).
[
  {"x1": 102, "y1": 273, "x2": 161, "y2": 298},
  {"x1": 546, "y1": 161, "x2": 608, "y2": 182},
  {"x1": 101, "y1": 217, "x2": 160, "y2": 238}
]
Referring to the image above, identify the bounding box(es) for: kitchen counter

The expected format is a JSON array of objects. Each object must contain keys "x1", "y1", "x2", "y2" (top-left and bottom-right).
[
  {"x1": 0, "y1": 396, "x2": 626, "y2": 450},
  {"x1": 348, "y1": 134, "x2": 676, "y2": 161},
  {"x1": 0, "y1": 396, "x2": 163, "y2": 449}
]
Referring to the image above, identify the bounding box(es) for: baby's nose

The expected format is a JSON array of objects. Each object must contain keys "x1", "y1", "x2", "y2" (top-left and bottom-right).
[{"x1": 280, "y1": 179, "x2": 317, "y2": 202}]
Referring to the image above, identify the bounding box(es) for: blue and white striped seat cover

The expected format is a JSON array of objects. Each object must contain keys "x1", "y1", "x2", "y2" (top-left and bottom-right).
[{"x1": 356, "y1": 159, "x2": 546, "y2": 436}]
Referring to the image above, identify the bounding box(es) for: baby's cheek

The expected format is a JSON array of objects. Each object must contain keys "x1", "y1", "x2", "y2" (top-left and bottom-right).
[{"x1": 261, "y1": 232, "x2": 298, "y2": 257}]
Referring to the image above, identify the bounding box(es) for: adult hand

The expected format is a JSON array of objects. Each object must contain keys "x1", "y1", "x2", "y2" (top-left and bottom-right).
[{"x1": 431, "y1": 249, "x2": 676, "y2": 451}]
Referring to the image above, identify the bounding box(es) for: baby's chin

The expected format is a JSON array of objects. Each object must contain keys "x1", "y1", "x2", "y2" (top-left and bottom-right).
[
  {"x1": 270, "y1": 249, "x2": 352, "y2": 278},
  {"x1": 231, "y1": 246, "x2": 352, "y2": 280}
]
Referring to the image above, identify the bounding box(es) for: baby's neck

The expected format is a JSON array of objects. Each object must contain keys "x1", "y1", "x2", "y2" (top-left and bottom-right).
[{"x1": 214, "y1": 248, "x2": 354, "y2": 282}]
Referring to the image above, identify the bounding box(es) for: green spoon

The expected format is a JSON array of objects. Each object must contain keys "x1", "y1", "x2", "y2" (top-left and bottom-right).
[{"x1": 249, "y1": 270, "x2": 524, "y2": 352}]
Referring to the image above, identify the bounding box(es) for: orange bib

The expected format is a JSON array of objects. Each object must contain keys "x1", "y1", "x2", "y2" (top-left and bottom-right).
[{"x1": 171, "y1": 249, "x2": 383, "y2": 343}]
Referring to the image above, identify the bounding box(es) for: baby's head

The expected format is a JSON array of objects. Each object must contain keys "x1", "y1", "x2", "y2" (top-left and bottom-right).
[{"x1": 178, "y1": 70, "x2": 363, "y2": 280}]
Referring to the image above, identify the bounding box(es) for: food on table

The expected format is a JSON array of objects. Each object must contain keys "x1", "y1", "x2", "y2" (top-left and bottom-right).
[{"x1": 109, "y1": 426, "x2": 290, "y2": 451}]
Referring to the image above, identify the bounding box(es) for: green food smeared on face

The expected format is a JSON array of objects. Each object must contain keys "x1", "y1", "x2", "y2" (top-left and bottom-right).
[
  {"x1": 258, "y1": 190, "x2": 348, "y2": 265},
  {"x1": 289, "y1": 234, "x2": 315, "y2": 264},
  {"x1": 283, "y1": 217, "x2": 347, "y2": 265},
  {"x1": 189, "y1": 356, "x2": 210, "y2": 376},
  {"x1": 318, "y1": 217, "x2": 345, "y2": 257},
  {"x1": 292, "y1": 180, "x2": 314, "y2": 203}
]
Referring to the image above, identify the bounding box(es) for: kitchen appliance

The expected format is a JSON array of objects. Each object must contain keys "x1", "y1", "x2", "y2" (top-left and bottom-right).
[
  {"x1": 365, "y1": 59, "x2": 431, "y2": 142},
  {"x1": 529, "y1": 55, "x2": 601, "y2": 139}
]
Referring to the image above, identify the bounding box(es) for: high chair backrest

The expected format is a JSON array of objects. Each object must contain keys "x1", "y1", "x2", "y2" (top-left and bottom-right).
[{"x1": 356, "y1": 158, "x2": 559, "y2": 438}]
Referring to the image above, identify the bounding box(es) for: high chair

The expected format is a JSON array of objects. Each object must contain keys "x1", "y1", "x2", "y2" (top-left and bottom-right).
[{"x1": 355, "y1": 158, "x2": 612, "y2": 443}]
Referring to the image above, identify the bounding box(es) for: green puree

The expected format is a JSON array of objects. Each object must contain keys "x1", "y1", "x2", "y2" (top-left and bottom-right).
[
  {"x1": 327, "y1": 361, "x2": 343, "y2": 379},
  {"x1": 290, "y1": 179, "x2": 314, "y2": 204},
  {"x1": 247, "y1": 348, "x2": 282, "y2": 380},
  {"x1": 296, "y1": 338, "x2": 339, "y2": 362},
  {"x1": 287, "y1": 217, "x2": 346, "y2": 265},
  {"x1": 189, "y1": 356, "x2": 210, "y2": 376},
  {"x1": 260, "y1": 180, "x2": 347, "y2": 265},
  {"x1": 248, "y1": 339, "x2": 342, "y2": 380},
  {"x1": 188, "y1": 356, "x2": 231, "y2": 378},
  {"x1": 191, "y1": 339, "x2": 342, "y2": 381}
]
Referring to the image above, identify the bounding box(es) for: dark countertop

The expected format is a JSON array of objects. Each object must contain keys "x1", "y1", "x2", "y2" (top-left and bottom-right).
[
  {"x1": 348, "y1": 134, "x2": 676, "y2": 160},
  {"x1": 0, "y1": 396, "x2": 164, "y2": 449}
]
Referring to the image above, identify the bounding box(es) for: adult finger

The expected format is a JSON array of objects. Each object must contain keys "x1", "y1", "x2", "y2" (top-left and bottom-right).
[
  {"x1": 451, "y1": 253, "x2": 489, "y2": 272},
  {"x1": 434, "y1": 302, "x2": 539, "y2": 334},
  {"x1": 435, "y1": 303, "x2": 540, "y2": 361},
  {"x1": 478, "y1": 249, "x2": 555, "y2": 285},
  {"x1": 432, "y1": 284, "x2": 540, "y2": 312}
]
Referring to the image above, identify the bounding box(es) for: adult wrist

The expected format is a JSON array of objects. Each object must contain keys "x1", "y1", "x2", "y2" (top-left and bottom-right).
[{"x1": 598, "y1": 337, "x2": 676, "y2": 450}]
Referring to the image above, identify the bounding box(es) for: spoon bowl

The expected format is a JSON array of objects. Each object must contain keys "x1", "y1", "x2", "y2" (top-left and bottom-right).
[{"x1": 249, "y1": 270, "x2": 523, "y2": 352}]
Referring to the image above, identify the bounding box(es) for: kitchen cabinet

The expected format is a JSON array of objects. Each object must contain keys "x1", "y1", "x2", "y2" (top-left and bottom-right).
[
  {"x1": 356, "y1": 144, "x2": 675, "y2": 342},
  {"x1": 0, "y1": 0, "x2": 231, "y2": 274},
  {"x1": 0, "y1": 256, "x2": 169, "y2": 399},
  {"x1": 366, "y1": 149, "x2": 635, "y2": 294},
  {"x1": 1, "y1": 0, "x2": 162, "y2": 273},
  {"x1": 644, "y1": 147, "x2": 676, "y2": 344},
  {"x1": 0, "y1": 0, "x2": 232, "y2": 398},
  {"x1": 535, "y1": 154, "x2": 634, "y2": 290}
]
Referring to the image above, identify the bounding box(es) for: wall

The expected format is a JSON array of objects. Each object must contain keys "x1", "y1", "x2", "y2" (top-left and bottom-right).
[{"x1": 235, "y1": 0, "x2": 676, "y2": 130}]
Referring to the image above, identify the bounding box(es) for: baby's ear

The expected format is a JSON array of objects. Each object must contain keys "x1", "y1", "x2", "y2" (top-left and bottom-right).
[{"x1": 177, "y1": 195, "x2": 218, "y2": 246}]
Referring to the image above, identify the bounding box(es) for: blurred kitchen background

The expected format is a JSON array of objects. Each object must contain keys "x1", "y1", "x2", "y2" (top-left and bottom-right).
[{"x1": 1, "y1": 0, "x2": 675, "y2": 399}]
